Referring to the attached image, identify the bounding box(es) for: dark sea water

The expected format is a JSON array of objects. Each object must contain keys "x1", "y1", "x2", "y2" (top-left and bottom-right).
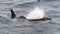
[{"x1": 0, "y1": 0, "x2": 60, "y2": 34}]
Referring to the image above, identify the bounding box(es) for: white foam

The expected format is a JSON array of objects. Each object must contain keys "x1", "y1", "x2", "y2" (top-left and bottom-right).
[{"x1": 26, "y1": 7, "x2": 45, "y2": 19}]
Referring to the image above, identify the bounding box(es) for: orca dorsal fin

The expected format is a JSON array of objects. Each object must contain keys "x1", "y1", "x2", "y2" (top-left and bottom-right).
[{"x1": 11, "y1": 9, "x2": 16, "y2": 18}]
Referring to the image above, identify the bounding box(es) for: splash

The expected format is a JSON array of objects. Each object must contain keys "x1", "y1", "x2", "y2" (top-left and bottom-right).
[{"x1": 26, "y1": 7, "x2": 45, "y2": 19}]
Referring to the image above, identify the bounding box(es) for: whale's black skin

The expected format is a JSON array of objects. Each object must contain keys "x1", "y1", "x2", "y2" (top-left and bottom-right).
[
  {"x1": 20, "y1": 16, "x2": 26, "y2": 19},
  {"x1": 10, "y1": 9, "x2": 52, "y2": 21},
  {"x1": 27, "y1": 18, "x2": 52, "y2": 21},
  {"x1": 11, "y1": 9, "x2": 16, "y2": 18}
]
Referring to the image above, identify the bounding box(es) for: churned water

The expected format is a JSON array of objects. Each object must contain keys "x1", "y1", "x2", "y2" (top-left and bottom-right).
[{"x1": 0, "y1": 0, "x2": 60, "y2": 34}]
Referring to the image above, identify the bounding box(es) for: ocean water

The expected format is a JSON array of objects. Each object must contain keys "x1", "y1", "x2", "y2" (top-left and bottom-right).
[{"x1": 0, "y1": 0, "x2": 60, "y2": 34}]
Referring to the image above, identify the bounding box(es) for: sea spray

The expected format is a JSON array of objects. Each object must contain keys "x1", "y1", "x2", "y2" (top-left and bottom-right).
[{"x1": 26, "y1": 7, "x2": 45, "y2": 19}]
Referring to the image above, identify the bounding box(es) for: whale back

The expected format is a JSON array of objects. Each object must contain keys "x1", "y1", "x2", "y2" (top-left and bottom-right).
[{"x1": 27, "y1": 18, "x2": 51, "y2": 21}]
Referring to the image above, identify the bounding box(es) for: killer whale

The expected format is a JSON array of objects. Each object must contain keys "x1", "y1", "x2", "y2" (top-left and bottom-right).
[{"x1": 10, "y1": 9, "x2": 51, "y2": 21}]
